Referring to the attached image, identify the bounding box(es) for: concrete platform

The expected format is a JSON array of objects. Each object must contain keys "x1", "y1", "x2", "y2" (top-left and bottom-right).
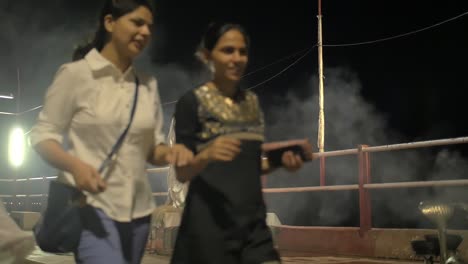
[
  {"x1": 21, "y1": 247, "x2": 421, "y2": 264},
  {"x1": 15, "y1": 227, "x2": 467, "y2": 263},
  {"x1": 23, "y1": 247, "x2": 171, "y2": 264}
]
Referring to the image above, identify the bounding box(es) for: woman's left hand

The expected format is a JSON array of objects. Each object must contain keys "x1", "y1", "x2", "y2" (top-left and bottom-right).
[
  {"x1": 165, "y1": 144, "x2": 194, "y2": 167},
  {"x1": 281, "y1": 139, "x2": 313, "y2": 172},
  {"x1": 281, "y1": 151, "x2": 304, "y2": 172}
]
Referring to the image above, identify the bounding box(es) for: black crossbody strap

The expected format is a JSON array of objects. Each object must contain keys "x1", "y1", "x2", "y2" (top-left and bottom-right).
[{"x1": 98, "y1": 76, "x2": 140, "y2": 174}]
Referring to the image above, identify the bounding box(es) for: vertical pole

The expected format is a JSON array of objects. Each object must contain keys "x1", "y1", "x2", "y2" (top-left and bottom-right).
[
  {"x1": 16, "y1": 68, "x2": 30, "y2": 211},
  {"x1": 317, "y1": 0, "x2": 326, "y2": 186},
  {"x1": 16, "y1": 68, "x2": 20, "y2": 115},
  {"x1": 358, "y1": 145, "x2": 372, "y2": 236},
  {"x1": 15, "y1": 68, "x2": 20, "y2": 211},
  {"x1": 319, "y1": 158, "x2": 326, "y2": 186}
]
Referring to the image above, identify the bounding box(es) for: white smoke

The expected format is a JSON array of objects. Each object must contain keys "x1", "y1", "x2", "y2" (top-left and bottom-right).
[{"x1": 262, "y1": 67, "x2": 467, "y2": 228}]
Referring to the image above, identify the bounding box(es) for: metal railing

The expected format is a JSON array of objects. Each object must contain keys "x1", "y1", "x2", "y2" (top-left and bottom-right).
[
  {"x1": 261, "y1": 136, "x2": 468, "y2": 235},
  {"x1": 2, "y1": 136, "x2": 468, "y2": 235}
]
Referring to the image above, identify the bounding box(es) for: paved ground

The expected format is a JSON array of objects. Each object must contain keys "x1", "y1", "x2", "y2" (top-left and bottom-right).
[
  {"x1": 23, "y1": 247, "x2": 170, "y2": 264},
  {"x1": 21, "y1": 247, "x2": 422, "y2": 264}
]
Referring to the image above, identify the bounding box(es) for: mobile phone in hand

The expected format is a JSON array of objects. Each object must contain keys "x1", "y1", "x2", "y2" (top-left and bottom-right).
[{"x1": 265, "y1": 145, "x2": 307, "y2": 168}]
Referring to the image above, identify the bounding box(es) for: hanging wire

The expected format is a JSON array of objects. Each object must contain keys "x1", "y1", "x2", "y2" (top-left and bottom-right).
[
  {"x1": 247, "y1": 46, "x2": 316, "y2": 91},
  {"x1": 0, "y1": 111, "x2": 17, "y2": 116},
  {"x1": 323, "y1": 11, "x2": 468, "y2": 47},
  {"x1": 17, "y1": 105, "x2": 43, "y2": 116},
  {"x1": 162, "y1": 100, "x2": 178, "y2": 106},
  {"x1": 242, "y1": 46, "x2": 312, "y2": 78}
]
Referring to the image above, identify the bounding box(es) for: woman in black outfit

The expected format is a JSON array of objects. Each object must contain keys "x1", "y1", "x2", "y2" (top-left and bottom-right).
[{"x1": 170, "y1": 22, "x2": 312, "y2": 264}]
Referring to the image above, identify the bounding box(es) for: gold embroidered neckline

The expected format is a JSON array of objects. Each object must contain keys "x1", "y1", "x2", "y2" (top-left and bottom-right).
[
  {"x1": 195, "y1": 85, "x2": 258, "y2": 123},
  {"x1": 204, "y1": 85, "x2": 239, "y2": 106},
  {"x1": 194, "y1": 85, "x2": 264, "y2": 141}
]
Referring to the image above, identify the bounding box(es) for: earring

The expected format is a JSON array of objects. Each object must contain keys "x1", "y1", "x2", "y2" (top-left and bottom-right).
[{"x1": 207, "y1": 61, "x2": 215, "y2": 75}]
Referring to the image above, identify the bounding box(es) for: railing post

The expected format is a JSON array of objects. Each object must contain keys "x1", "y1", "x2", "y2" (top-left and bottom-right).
[
  {"x1": 320, "y1": 157, "x2": 326, "y2": 186},
  {"x1": 25, "y1": 178, "x2": 31, "y2": 211},
  {"x1": 41, "y1": 176, "x2": 47, "y2": 212},
  {"x1": 358, "y1": 145, "x2": 372, "y2": 236},
  {"x1": 13, "y1": 178, "x2": 19, "y2": 211}
]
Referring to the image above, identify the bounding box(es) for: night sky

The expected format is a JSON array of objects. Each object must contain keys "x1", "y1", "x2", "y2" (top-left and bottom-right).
[{"x1": 1, "y1": 0, "x2": 468, "y2": 227}]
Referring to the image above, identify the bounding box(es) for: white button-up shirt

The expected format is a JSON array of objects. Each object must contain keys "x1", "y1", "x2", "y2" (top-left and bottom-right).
[{"x1": 30, "y1": 49, "x2": 165, "y2": 222}]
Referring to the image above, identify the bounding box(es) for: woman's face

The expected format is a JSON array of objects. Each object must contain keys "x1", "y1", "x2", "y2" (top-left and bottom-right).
[
  {"x1": 209, "y1": 29, "x2": 248, "y2": 83},
  {"x1": 106, "y1": 6, "x2": 153, "y2": 59}
]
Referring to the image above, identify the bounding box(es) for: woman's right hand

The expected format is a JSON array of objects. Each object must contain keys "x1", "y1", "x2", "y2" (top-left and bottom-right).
[
  {"x1": 201, "y1": 136, "x2": 241, "y2": 162},
  {"x1": 32, "y1": 140, "x2": 106, "y2": 193},
  {"x1": 70, "y1": 160, "x2": 106, "y2": 194},
  {"x1": 174, "y1": 137, "x2": 241, "y2": 182}
]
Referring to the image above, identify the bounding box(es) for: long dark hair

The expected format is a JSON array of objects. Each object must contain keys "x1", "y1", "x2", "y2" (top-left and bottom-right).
[
  {"x1": 72, "y1": 0, "x2": 154, "y2": 61},
  {"x1": 196, "y1": 22, "x2": 250, "y2": 55}
]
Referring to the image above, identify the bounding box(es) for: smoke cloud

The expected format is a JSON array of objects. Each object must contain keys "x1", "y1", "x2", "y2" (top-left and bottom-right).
[{"x1": 262, "y1": 67, "x2": 467, "y2": 229}]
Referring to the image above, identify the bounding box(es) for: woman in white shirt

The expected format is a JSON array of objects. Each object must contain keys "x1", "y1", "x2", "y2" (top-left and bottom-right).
[{"x1": 30, "y1": 0, "x2": 193, "y2": 263}]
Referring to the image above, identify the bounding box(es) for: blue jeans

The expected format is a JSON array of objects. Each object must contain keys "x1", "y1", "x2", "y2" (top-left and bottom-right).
[{"x1": 74, "y1": 207, "x2": 151, "y2": 264}]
